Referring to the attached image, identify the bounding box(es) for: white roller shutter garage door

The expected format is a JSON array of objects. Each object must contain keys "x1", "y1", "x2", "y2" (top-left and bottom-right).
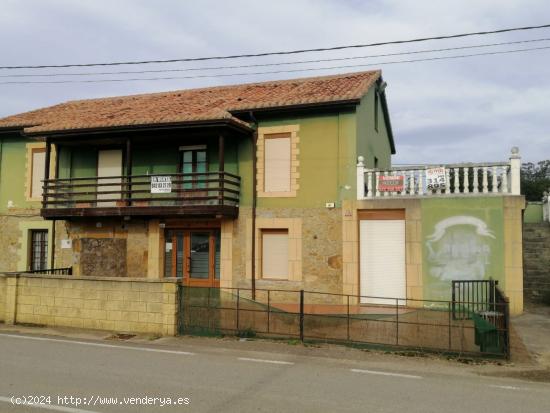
[{"x1": 360, "y1": 219, "x2": 406, "y2": 305}]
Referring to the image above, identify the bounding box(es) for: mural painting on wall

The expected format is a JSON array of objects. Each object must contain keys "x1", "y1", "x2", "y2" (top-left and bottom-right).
[
  {"x1": 426, "y1": 216, "x2": 495, "y2": 282},
  {"x1": 421, "y1": 197, "x2": 504, "y2": 302}
]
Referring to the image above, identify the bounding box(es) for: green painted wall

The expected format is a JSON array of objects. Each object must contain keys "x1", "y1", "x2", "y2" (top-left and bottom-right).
[
  {"x1": 57, "y1": 138, "x2": 241, "y2": 178},
  {"x1": 355, "y1": 88, "x2": 392, "y2": 170},
  {"x1": 0, "y1": 137, "x2": 38, "y2": 212},
  {"x1": 421, "y1": 197, "x2": 505, "y2": 302},
  {"x1": 524, "y1": 202, "x2": 543, "y2": 223},
  {"x1": 254, "y1": 111, "x2": 357, "y2": 209},
  {"x1": 3, "y1": 90, "x2": 391, "y2": 211}
]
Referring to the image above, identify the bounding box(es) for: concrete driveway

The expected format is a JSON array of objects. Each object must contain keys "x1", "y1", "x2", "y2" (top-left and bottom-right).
[{"x1": 512, "y1": 305, "x2": 550, "y2": 368}]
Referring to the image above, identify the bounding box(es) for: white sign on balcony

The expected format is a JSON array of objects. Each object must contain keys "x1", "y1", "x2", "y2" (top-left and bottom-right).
[
  {"x1": 426, "y1": 167, "x2": 447, "y2": 190},
  {"x1": 151, "y1": 176, "x2": 172, "y2": 193}
]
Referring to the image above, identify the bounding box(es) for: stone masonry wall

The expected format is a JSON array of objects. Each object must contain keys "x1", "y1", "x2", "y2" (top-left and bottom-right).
[
  {"x1": 68, "y1": 219, "x2": 149, "y2": 277},
  {"x1": 3, "y1": 274, "x2": 178, "y2": 335},
  {"x1": 0, "y1": 214, "x2": 71, "y2": 272},
  {"x1": 523, "y1": 223, "x2": 550, "y2": 303},
  {"x1": 232, "y1": 207, "x2": 343, "y2": 299}
]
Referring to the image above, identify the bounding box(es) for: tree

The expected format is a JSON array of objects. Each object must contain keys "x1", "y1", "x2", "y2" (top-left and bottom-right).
[{"x1": 521, "y1": 160, "x2": 550, "y2": 201}]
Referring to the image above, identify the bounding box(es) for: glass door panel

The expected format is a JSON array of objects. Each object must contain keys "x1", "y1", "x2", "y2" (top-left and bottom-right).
[
  {"x1": 164, "y1": 229, "x2": 220, "y2": 287},
  {"x1": 189, "y1": 232, "x2": 210, "y2": 280}
]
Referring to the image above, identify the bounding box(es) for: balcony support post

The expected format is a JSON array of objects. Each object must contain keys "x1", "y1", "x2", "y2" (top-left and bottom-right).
[
  {"x1": 126, "y1": 138, "x2": 132, "y2": 206},
  {"x1": 43, "y1": 139, "x2": 51, "y2": 208},
  {"x1": 219, "y1": 133, "x2": 225, "y2": 206}
]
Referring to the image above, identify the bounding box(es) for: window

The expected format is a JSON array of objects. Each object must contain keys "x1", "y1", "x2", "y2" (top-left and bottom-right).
[
  {"x1": 30, "y1": 148, "x2": 46, "y2": 199},
  {"x1": 261, "y1": 230, "x2": 289, "y2": 280},
  {"x1": 29, "y1": 229, "x2": 48, "y2": 271},
  {"x1": 264, "y1": 133, "x2": 291, "y2": 193},
  {"x1": 257, "y1": 125, "x2": 299, "y2": 198},
  {"x1": 180, "y1": 146, "x2": 207, "y2": 189}
]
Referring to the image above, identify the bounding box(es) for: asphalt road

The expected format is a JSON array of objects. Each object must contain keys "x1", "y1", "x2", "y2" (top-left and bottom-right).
[{"x1": 0, "y1": 332, "x2": 549, "y2": 413}]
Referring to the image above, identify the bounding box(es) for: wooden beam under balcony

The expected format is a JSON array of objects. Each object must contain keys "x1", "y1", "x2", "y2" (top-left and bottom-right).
[{"x1": 41, "y1": 204, "x2": 239, "y2": 219}]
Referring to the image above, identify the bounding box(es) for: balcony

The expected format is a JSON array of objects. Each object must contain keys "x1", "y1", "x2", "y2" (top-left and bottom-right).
[
  {"x1": 357, "y1": 148, "x2": 522, "y2": 199},
  {"x1": 41, "y1": 171, "x2": 241, "y2": 219}
]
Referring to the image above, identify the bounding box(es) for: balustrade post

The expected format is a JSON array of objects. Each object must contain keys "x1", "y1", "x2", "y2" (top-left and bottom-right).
[
  {"x1": 482, "y1": 167, "x2": 489, "y2": 193},
  {"x1": 418, "y1": 169, "x2": 424, "y2": 195},
  {"x1": 463, "y1": 167, "x2": 469, "y2": 194},
  {"x1": 356, "y1": 156, "x2": 365, "y2": 200},
  {"x1": 472, "y1": 167, "x2": 479, "y2": 193},
  {"x1": 502, "y1": 168, "x2": 508, "y2": 193},
  {"x1": 509, "y1": 147, "x2": 521, "y2": 195},
  {"x1": 453, "y1": 168, "x2": 459, "y2": 193},
  {"x1": 492, "y1": 166, "x2": 498, "y2": 193},
  {"x1": 366, "y1": 170, "x2": 373, "y2": 198}
]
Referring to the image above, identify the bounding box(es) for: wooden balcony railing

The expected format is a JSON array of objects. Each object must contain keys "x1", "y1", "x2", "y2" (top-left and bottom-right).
[
  {"x1": 41, "y1": 171, "x2": 241, "y2": 218},
  {"x1": 357, "y1": 148, "x2": 522, "y2": 199}
]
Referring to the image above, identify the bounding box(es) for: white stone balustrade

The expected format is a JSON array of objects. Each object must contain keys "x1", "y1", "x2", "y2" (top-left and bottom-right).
[{"x1": 357, "y1": 148, "x2": 522, "y2": 200}]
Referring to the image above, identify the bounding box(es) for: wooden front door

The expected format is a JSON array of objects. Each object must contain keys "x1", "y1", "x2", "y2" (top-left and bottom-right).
[{"x1": 164, "y1": 229, "x2": 220, "y2": 286}]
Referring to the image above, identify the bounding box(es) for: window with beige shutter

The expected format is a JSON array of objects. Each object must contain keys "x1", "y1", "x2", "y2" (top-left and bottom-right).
[
  {"x1": 261, "y1": 230, "x2": 289, "y2": 280},
  {"x1": 264, "y1": 133, "x2": 291, "y2": 193},
  {"x1": 30, "y1": 148, "x2": 46, "y2": 199}
]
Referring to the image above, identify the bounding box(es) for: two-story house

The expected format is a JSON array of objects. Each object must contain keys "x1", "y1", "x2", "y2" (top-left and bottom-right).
[
  {"x1": 0, "y1": 71, "x2": 392, "y2": 290},
  {"x1": 0, "y1": 70, "x2": 525, "y2": 316}
]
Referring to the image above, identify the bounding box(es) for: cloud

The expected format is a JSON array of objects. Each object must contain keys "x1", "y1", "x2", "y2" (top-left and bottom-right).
[{"x1": 0, "y1": 0, "x2": 549, "y2": 164}]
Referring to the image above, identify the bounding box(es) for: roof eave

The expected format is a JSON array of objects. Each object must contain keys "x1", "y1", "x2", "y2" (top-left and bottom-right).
[
  {"x1": 379, "y1": 91, "x2": 396, "y2": 155},
  {"x1": 230, "y1": 98, "x2": 361, "y2": 117},
  {"x1": 23, "y1": 118, "x2": 253, "y2": 139}
]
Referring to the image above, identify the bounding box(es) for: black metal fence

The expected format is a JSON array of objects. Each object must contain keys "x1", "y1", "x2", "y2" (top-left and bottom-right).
[
  {"x1": 451, "y1": 279, "x2": 499, "y2": 320},
  {"x1": 1, "y1": 267, "x2": 73, "y2": 275},
  {"x1": 451, "y1": 279, "x2": 510, "y2": 357},
  {"x1": 178, "y1": 286, "x2": 510, "y2": 358}
]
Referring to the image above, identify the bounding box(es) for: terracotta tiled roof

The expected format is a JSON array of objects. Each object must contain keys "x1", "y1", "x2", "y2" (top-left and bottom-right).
[{"x1": 0, "y1": 70, "x2": 381, "y2": 135}]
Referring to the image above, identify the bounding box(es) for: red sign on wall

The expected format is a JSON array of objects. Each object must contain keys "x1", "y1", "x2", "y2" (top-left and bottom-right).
[{"x1": 378, "y1": 175, "x2": 404, "y2": 192}]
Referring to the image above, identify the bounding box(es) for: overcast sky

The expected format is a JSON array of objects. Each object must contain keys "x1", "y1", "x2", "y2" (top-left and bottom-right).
[{"x1": 1, "y1": 0, "x2": 549, "y2": 164}]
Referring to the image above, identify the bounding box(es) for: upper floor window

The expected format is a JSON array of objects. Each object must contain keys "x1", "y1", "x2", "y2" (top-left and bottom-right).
[
  {"x1": 29, "y1": 146, "x2": 46, "y2": 200},
  {"x1": 257, "y1": 125, "x2": 300, "y2": 198},
  {"x1": 264, "y1": 133, "x2": 291, "y2": 193}
]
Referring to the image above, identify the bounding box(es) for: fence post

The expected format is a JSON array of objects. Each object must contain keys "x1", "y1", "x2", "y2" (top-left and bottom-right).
[
  {"x1": 489, "y1": 280, "x2": 495, "y2": 312},
  {"x1": 236, "y1": 288, "x2": 240, "y2": 332},
  {"x1": 267, "y1": 290, "x2": 270, "y2": 334},
  {"x1": 448, "y1": 302, "x2": 452, "y2": 350},
  {"x1": 347, "y1": 295, "x2": 350, "y2": 342},
  {"x1": 395, "y1": 298, "x2": 399, "y2": 345},
  {"x1": 299, "y1": 290, "x2": 304, "y2": 342},
  {"x1": 451, "y1": 281, "x2": 456, "y2": 320},
  {"x1": 207, "y1": 287, "x2": 211, "y2": 331},
  {"x1": 505, "y1": 299, "x2": 511, "y2": 360}
]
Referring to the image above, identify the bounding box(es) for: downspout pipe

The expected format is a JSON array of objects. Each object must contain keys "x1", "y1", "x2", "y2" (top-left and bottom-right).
[{"x1": 249, "y1": 111, "x2": 258, "y2": 300}]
